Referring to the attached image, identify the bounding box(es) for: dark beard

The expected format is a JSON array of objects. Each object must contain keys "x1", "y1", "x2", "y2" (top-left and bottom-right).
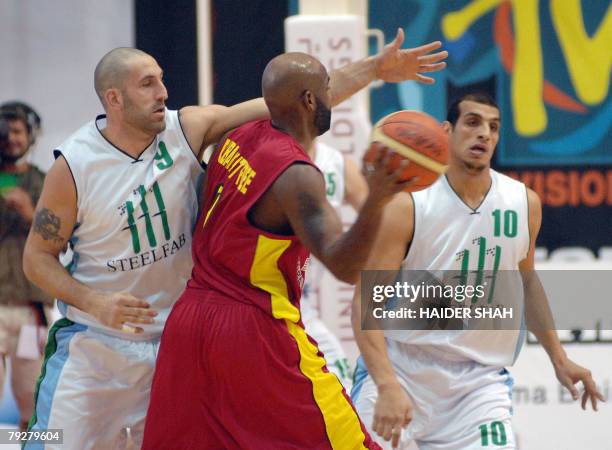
[
  {"x1": 464, "y1": 160, "x2": 487, "y2": 172},
  {"x1": 314, "y1": 97, "x2": 331, "y2": 136},
  {"x1": 0, "y1": 152, "x2": 22, "y2": 165}
]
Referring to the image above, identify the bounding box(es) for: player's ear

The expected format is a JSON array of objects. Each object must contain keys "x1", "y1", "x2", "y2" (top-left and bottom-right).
[
  {"x1": 301, "y1": 90, "x2": 316, "y2": 112},
  {"x1": 442, "y1": 121, "x2": 452, "y2": 135},
  {"x1": 105, "y1": 88, "x2": 123, "y2": 110}
]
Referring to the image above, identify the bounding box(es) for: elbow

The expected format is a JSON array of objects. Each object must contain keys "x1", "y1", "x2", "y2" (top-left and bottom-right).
[
  {"x1": 22, "y1": 242, "x2": 37, "y2": 283},
  {"x1": 331, "y1": 268, "x2": 359, "y2": 285}
]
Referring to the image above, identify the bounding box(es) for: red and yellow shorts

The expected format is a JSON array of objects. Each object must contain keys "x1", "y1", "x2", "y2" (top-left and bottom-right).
[{"x1": 143, "y1": 289, "x2": 379, "y2": 449}]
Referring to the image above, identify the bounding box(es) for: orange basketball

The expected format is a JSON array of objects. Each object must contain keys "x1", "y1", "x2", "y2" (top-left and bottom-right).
[{"x1": 364, "y1": 110, "x2": 449, "y2": 192}]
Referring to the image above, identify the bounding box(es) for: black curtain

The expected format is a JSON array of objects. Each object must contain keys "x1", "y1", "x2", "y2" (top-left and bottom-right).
[
  {"x1": 135, "y1": 0, "x2": 199, "y2": 109},
  {"x1": 212, "y1": 0, "x2": 287, "y2": 105}
]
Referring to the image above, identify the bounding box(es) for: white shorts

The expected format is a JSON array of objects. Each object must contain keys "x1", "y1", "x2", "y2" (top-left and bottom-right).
[
  {"x1": 351, "y1": 340, "x2": 515, "y2": 450},
  {"x1": 26, "y1": 318, "x2": 159, "y2": 450},
  {"x1": 303, "y1": 315, "x2": 353, "y2": 391}
]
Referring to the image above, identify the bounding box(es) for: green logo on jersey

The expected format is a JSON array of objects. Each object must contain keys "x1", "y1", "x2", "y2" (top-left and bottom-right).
[
  {"x1": 123, "y1": 181, "x2": 170, "y2": 253},
  {"x1": 454, "y1": 209, "x2": 520, "y2": 303},
  {"x1": 455, "y1": 237, "x2": 502, "y2": 304}
]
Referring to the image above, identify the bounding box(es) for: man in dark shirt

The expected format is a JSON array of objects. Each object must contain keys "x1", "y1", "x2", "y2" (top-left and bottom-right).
[{"x1": 0, "y1": 103, "x2": 51, "y2": 431}]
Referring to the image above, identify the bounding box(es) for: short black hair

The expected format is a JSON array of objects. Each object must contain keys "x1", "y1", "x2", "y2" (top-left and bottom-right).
[
  {"x1": 1, "y1": 101, "x2": 41, "y2": 132},
  {"x1": 446, "y1": 92, "x2": 499, "y2": 126},
  {"x1": 0, "y1": 106, "x2": 31, "y2": 135}
]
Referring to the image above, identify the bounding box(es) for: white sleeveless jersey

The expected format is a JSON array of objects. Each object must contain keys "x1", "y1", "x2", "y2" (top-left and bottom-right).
[
  {"x1": 386, "y1": 170, "x2": 530, "y2": 366},
  {"x1": 56, "y1": 110, "x2": 204, "y2": 339},
  {"x1": 314, "y1": 141, "x2": 345, "y2": 209},
  {"x1": 301, "y1": 142, "x2": 345, "y2": 321}
]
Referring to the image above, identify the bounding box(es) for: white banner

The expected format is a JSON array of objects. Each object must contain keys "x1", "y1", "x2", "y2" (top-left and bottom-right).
[
  {"x1": 0, "y1": 0, "x2": 134, "y2": 172},
  {"x1": 285, "y1": 14, "x2": 372, "y2": 359},
  {"x1": 511, "y1": 343, "x2": 612, "y2": 449}
]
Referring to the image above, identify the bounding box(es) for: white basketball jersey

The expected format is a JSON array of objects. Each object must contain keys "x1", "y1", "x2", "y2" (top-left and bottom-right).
[
  {"x1": 315, "y1": 141, "x2": 345, "y2": 208},
  {"x1": 56, "y1": 110, "x2": 204, "y2": 339},
  {"x1": 301, "y1": 141, "x2": 345, "y2": 321},
  {"x1": 386, "y1": 170, "x2": 530, "y2": 366}
]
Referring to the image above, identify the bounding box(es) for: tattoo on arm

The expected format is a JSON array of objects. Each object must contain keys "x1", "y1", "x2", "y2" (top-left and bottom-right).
[{"x1": 33, "y1": 208, "x2": 64, "y2": 243}]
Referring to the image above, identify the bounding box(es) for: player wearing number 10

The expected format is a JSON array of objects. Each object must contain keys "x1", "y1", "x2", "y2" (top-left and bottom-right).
[{"x1": 351, "y1": 93, "x2": 604, "y2": 450}]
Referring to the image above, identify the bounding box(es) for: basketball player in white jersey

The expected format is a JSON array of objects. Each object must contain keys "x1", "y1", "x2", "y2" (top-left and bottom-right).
[
  {"x1": 302, "y1": 139, "x2": 368, "y2": 389},
  {"x1": 350, "y1": 93, "x2": 604, "y2": 450},
  {"x1": 20, "y1": 35, "x2": 448, "y2": 449}
]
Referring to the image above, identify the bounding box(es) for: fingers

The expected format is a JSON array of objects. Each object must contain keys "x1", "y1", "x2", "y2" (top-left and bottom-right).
[
  {"x1": 389, "y1": 27, "x2": 405, "y2": 50},
  {"x1": 381, "y1": 420, "x2": 395, "y2": 443},
  {"x1": 107, "y1": 293, "x2": 158, "y2": 331},
  {"x1": 411, "y1": 40, "x2": 443, "y2": 55},
  {"x1": 372, "y1": 416, "x2": 381, "y2": 438},
  {"x1": 117, "y1": 294, "x2": 154, "y2": 309},
  {"x1": 391, "y1": 428, "x2": 402, "y2": 449},
  {"x1": 582, "y1": 377, "x2": 603, "y2": 411},
  {"x1": 124, "y1": 309, "x2": 157, "y2": 322},
  {"x1": 372, "y1": 413, "x2": 393, "y2": 442},
  {"x1": 403, "y1": 409, "x2": 412, "y2": 427},
  {"x1": 121, "y1": 324, "x2": 145, "y2": 334},
  {"x1": 371, "y1": 146, "x2": 389, "y2": 166},
  {"x1": 417, "y1": 62, "x2": 447, "y2": 73},
  {"x1": 417, "y1": 50, "x2": 449, "y2": 64},
  {"x1": 560, "y1": 375, "x2": 580, "y2": 401},
  {"x1": 415, "y1": 74, "x2": 436, "y2": 84},
  {"x1": 581, "y1": 389, "x2": 588, "y2": 410}
]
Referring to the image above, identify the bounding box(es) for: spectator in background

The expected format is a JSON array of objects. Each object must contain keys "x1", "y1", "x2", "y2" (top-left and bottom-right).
[{"x1": 0, "y1": 102, "x2": 51, "y2": 431}]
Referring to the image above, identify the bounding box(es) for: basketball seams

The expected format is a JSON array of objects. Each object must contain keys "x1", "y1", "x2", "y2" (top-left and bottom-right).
[{"x1": 370, "y1": 127, "x2": 448, "y2": 174}]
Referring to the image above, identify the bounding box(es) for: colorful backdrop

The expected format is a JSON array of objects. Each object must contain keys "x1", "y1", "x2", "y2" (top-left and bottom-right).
[{"x1": 370, "y1": 0, "x2": 611, "y2": 260}]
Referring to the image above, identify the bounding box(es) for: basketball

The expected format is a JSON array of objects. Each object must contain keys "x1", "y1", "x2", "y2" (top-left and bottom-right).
[{"x1": 364, "y1": 110, "x2": 449, "y2": 192}]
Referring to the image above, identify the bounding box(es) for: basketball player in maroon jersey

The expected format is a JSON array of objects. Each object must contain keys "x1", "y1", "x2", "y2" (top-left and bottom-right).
[{"x1": 143, "y1": 44, "x2": 447, "y2": 448}]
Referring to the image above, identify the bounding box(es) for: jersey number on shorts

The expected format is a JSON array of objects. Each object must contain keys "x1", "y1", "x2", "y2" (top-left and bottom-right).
[
  {"x1": 123, "y1": 181, "x2": 171, "y2": 253},
  {"x1": 479, "y1": 421, "x2": 507, "y2": 446}
]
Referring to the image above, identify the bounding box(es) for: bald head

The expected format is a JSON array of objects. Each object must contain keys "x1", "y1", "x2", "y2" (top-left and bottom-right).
[
  {"x1": 94, "y1": 47, "x2": 152, "y2": 107},
  {"x1": 262, "y1": 53, "x2": 328, "y2": 110}
]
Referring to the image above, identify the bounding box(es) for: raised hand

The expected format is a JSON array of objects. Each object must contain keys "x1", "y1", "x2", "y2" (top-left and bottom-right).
[{"x1": 374, "y1": 28, "x2": 448, "y2": 84}]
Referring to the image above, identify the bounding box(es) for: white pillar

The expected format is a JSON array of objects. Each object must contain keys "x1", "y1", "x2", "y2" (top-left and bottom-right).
[{"x1": 196, "y1": 0, "x2": 213, "y2": 106}]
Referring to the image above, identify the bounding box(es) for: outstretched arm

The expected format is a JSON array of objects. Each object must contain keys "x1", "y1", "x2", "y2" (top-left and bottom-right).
[
  {"x1": 180, "y1": 28, "x2": 447, "y2": 159},
  {"x1": 329, "y1": 28, "x2": 447, "y2": 106},
  {"x1": 179, "y1": 100, "x2": 269, "y2": 159},
  {"x1": 520, "y1": 188, "x2": 604, "y2": 410}
]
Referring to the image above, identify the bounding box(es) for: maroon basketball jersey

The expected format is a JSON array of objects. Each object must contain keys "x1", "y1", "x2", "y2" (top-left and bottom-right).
[{"x1": 189, "y1": 119, "x2": 316, "y2": 320}]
